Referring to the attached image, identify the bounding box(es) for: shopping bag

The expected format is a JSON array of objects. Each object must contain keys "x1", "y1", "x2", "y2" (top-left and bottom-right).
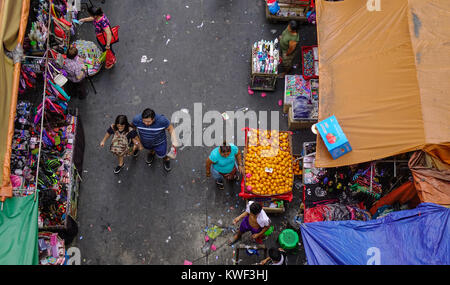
[
  {"x1": 96, "y1": 25, "x2": 120, "y2": 46},
  {"x1": 105, "y1": 49, "x2": 116, "y2": 69}
]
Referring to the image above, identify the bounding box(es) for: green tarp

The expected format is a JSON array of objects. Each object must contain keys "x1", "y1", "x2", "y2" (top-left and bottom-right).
[{"x1": 0, "y1": 193, "x2": 38, "y2": 265}]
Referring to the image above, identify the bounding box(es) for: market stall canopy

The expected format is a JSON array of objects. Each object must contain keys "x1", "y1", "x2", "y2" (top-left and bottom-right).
[
  {"x1": 300, "y1": 203, "x2": 450, "y2": 265},
  {"x1": 314, "y1": 0, "x2": 450, "y2": 168},
  {"x1": 0, "y1": 0, "x2": 29, "y2": 202}
]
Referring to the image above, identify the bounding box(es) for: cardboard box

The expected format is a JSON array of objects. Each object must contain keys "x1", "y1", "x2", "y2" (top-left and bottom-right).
[{"x1": 316, "y1": 115, "x2": 352, "y2": 159}]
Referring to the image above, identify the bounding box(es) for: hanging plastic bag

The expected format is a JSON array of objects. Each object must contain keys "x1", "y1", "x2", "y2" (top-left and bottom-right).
[
  {"x1": 105, "y1": 49, "x2": 116, "y2": 69},
  {"x1": 99, "y1": 51, "x2": 107, "y2": 63},
  {"x1": 267, "y1": 0, "x2": 280, "y2": 15}
]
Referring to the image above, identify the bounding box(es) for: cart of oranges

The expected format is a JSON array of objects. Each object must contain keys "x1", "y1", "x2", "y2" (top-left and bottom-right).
[{"x1": 243, "y1": 129, "x2": 294, "y2": 196}]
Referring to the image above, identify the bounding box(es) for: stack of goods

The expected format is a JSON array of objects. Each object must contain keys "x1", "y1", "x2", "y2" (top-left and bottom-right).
[
  {"x1": 302, "y1": 142, "x2": 322, "y2": 185},
  {"x1": 302, "y1": 46, "x2": 319, "y2": 79},
  {"x1": 38, "y1": 232, "x2": 66, "y2": 265},
  {"x1": 310, "y1": 79, "x2": 319, "y2": 101},
  {"x1": 11, "y1": 102, "x2": 39, "y2": 196},
  {"x1": 26, "y1": 0, "x2": 50, "y2": 54},
  {"x1": 285, "y1": 75, "x2": 318, "y2": 121},
  {"x1": 252, "y1": 40, "x2": 280, "y2": 74},
  {"x1": 349, "y1": 164, "x2": 383, "y2": 200},
  {"x1": 37, "y1": 115, "x2": 77, "y2": 229},
  {"x1": 244, "y1": 129, "x2": 294, "y2": 196},
  {"x1": 19, "y1": 65, "x2": 39, "y2": 95},
  {"x1": 267, "y1": 0, "x2": 309, "y2": 18},
  {"x1": 284, "y1": 75, "x2": 310, "y2": 108},
  {"x1": 25, "y1": 0, "x2": 78, "y2": 56}
]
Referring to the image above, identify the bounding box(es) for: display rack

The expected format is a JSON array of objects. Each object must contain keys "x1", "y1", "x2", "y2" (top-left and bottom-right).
[
  {"x1": 38, "y1": 113, "x2": 83, "y2": 232},
  {"x1": 250, "y1": 40, "x2": 279, "y2": 91}
]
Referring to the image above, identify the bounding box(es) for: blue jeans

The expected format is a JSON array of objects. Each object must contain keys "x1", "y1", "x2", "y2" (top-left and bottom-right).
[{"x1": 211, "y1": 162, "x2": 238, "y2": 183}]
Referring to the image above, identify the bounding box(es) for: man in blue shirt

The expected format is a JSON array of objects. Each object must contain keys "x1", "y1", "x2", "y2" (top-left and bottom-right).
[{"x1": 132, "y1": 108, "x2": 178, "y2": 172}]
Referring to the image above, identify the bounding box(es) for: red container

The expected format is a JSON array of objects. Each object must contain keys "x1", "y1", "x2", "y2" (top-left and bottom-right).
[{"x1": 301, "y1": 45, "x2": 319, "y2": 80}]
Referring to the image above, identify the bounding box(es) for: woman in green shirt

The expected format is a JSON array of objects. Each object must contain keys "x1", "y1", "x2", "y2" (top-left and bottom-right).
[{"x1": 279, "y1": 20, "x2": 300, "y2": 78}]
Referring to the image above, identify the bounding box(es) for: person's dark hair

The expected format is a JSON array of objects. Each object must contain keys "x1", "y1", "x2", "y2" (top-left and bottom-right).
[
  {"x1": 67, "y1": 47, "x2": 78, "y2": 59},
  {"x1": 88, "y1": 6, "x2": 104, "y2": 17},
  {"x1": 268, "y1": 248, "x2": 282, "y2": 262},
  {"x1": 288, "y1": 20, "x2": 299, "y2": 32},
  {"x1": 249, "y1": 202, "x2": 262, "y2": 215},
  {"x1": 113, "y1": 115, "x2": 130, "y2": 133},
  {"x1": 220, "y1": 140, "x2": 231, "y2": 153},
  {"x1": 142, "y1": 108, "x2": 155, "y2": 119}
]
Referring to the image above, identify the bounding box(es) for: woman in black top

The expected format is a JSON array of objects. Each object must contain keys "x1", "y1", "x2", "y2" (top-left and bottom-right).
[{"x1": 100, "y1": 115, "x2": 140, "y2": 174}]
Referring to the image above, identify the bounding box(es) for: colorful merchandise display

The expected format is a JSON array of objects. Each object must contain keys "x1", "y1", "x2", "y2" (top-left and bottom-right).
[
  {"x1": 252, "y1": 39, "x2": 280, "y2": 75},
  {"x1": 301, "y1": 45, "x2": 318, "y2": 79},
  {"x1": 38, "y1": 232, "x2": 66, "y2": 265},
  {"x1": 284, "y1": 75, "x2": 310, "y2": 107},
  {"x1": 10, "y1": 0, "x2": 84, "y2": 238},
  {"x1": 73, "y1": 40, "x2": 104, "y2": 76}
]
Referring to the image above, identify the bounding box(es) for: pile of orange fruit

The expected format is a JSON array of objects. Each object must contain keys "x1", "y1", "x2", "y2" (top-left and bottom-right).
[
  {"x1": 293, "y1": 156, "x2": 302, "y2": 175},
  {"x1": 244, "y1": 129, "x2": 294, "y2": 196}
]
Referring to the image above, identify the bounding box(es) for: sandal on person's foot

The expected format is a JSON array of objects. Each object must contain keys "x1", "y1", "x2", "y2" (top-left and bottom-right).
[
  {"x1": 114, "y1": 164, "x2": 125, "y2": 174},
  {"x1": 216, "y1": 181, "x2": 224, "y2": 190}
]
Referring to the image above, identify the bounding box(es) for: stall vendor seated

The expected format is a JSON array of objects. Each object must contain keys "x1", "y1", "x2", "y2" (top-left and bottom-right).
[
  {"x1": 229, "y1": 201, "x2": 271, "y2": 245},
  {"x1": 206, "y1": 141, "x2": 244, "y2": 190},
  {"x1": 63, "y1": 46, "x2": 87, "y2": 99}
]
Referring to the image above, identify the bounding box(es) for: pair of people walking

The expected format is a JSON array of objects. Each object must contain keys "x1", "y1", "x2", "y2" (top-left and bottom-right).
[{"x1": 100, "y1": 109, "x2": 178, "y2": 174}]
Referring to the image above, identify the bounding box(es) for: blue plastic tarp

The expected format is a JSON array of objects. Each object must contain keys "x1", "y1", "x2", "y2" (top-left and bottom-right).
[{"x1": 300, "y1": 203, "x2": 450, "y2": 265}]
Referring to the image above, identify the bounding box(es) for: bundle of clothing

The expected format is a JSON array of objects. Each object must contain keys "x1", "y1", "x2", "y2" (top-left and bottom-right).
[{"x1": 304, "y1": 203, "x2": 372, "y2": 223}]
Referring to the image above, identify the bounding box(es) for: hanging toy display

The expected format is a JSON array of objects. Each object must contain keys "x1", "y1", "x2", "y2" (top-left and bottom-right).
[{"x1": 73, "y1": 40, "x2": 104, "y2": 76}]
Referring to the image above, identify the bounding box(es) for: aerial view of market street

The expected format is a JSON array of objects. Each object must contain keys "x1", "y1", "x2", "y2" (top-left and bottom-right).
[{"x1": 0, "y1": 0, "x2": 449, "y2": 270}]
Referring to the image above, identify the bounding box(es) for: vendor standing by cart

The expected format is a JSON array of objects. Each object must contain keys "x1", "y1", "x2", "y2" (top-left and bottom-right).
[
  {"x1": 206, "y1": 141, "x2": 244, "y2": 190},
  {"x1": 63, "y1": 46, "x2": 87, "y2": 99},
  {"x1": 278, "y1": 20, "x2": 300, "y2": 78}
]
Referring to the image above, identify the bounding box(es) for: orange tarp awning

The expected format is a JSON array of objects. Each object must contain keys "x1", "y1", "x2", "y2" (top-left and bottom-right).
[
  {"x1": 315, "y1": 0, "x2": 450, "y2": 168},
  {"x1": 0, "y1": 0, "x2": 30, "y2": 202}
]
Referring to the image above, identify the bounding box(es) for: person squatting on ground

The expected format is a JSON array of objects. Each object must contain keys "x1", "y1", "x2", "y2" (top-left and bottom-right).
[
  {"x1": 205, "y1": 141, "x2": 244, "y2": 190},
  {"x1": 230, "y1": 201, "x2": 271, "y2": 245},
  {"x1": 63, "y1": 46, "x2": 87, "y2": 99},
  {"x1": 79, "y1": 6, "x2": 116, "y2": 68},
  {"x1": 131, "y1": 108, "x2": 178, "y2": 172},
  {"x1": 100, "y1": 115, "x2": 140, "y2": 174},
  {"x1": 278, "y1": 20, "x2": 300, "y2": 78},
  {"x1": 259, "y1": 248, "x2": 288, "y2": 265}
]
